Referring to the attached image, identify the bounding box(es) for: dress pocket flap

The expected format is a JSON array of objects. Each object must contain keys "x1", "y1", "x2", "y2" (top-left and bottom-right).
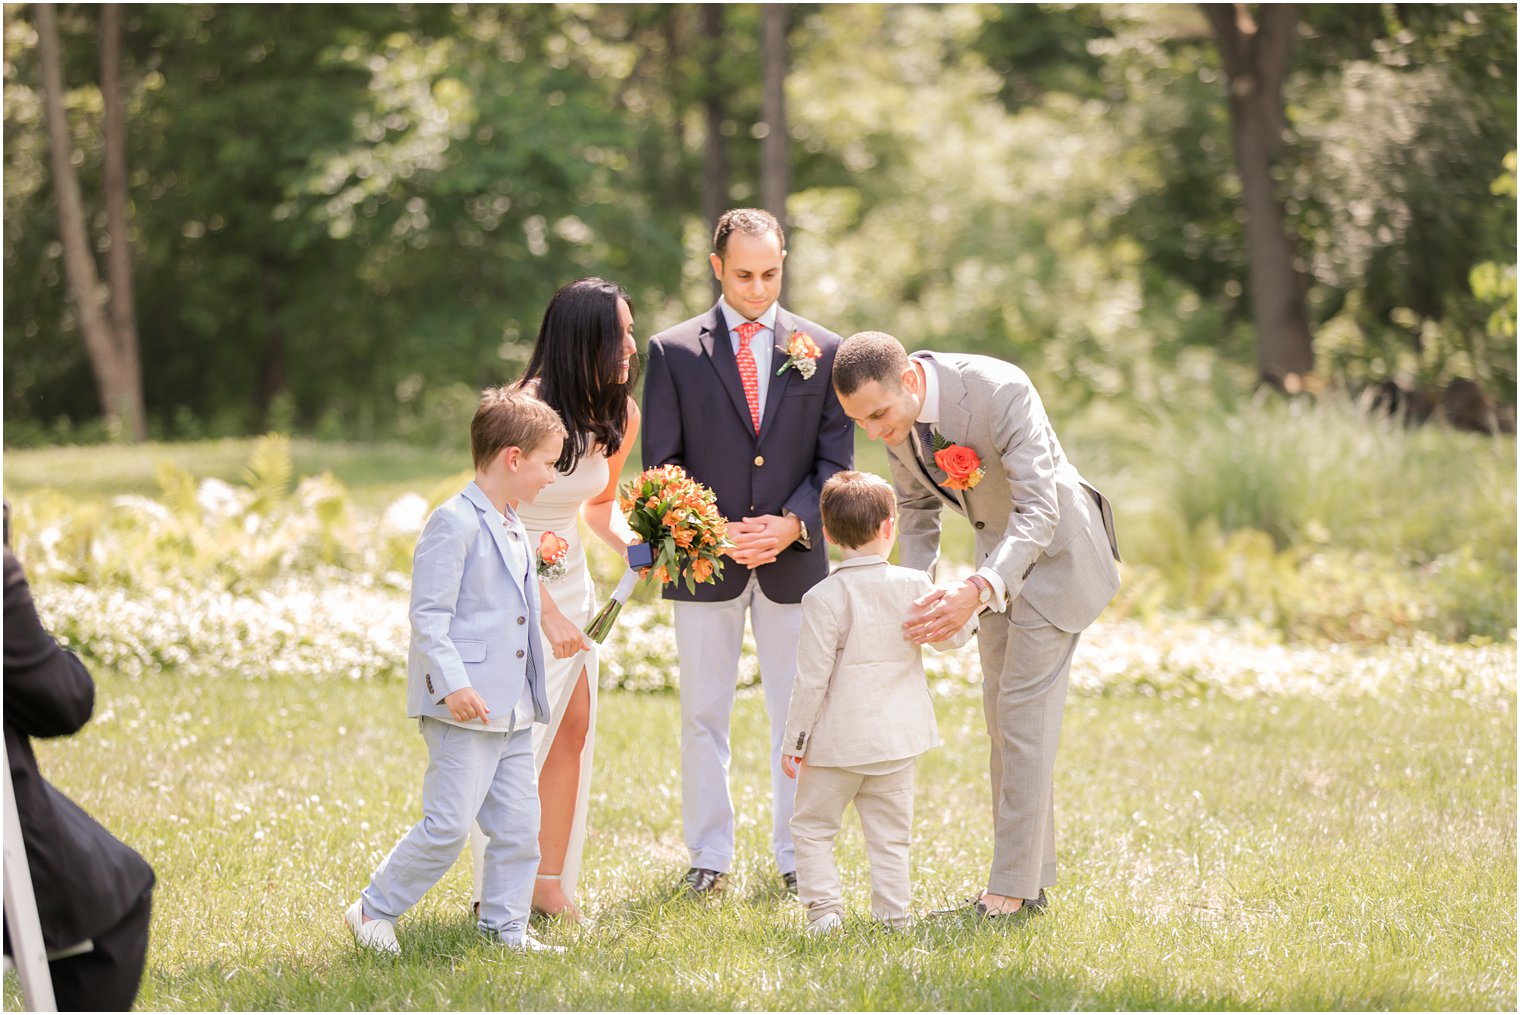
[{"x1": 455, "y1": 639, "x2": 487, "y2": 663}]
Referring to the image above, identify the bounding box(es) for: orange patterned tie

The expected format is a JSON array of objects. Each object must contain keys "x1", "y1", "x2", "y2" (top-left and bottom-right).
[{"x1": 735, "y1": 321, "x2": 763, "y2": 433}]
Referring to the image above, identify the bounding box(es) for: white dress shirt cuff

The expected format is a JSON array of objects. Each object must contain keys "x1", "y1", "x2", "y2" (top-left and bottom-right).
[{"x1": 975, "y1": 566, "x2": 1009, "y2": 613}]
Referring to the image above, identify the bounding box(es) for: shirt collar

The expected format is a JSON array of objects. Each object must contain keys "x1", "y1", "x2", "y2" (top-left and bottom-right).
[
  {"x1": 834, "y1": 553, "x2": 888, "y2": 570},
  {"x1": 471, "y1": 481, "x2": 518, "y2": 532},
  {"x1": 718, "y1": 296, "x2": 779, "y2": 338},
  {"x1": 910, "y1": 353, "x2": 940, "y2": 425}
]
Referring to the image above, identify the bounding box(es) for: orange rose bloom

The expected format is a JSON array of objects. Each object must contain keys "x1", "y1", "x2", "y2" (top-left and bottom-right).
[
  {"x1": 935, "y1": 444, "x2": 981, "y2": 481},
  {"x1": 538, "y1": 531, "x2": 569, "y2": 564}
]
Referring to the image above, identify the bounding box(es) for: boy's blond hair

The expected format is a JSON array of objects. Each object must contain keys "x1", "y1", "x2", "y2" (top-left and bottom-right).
[
  {"x1": 470, "y1": 386, "x2": 567, "y2": 469},
  {"x1": 820, "y1": 470, "x2": 897, "y2": 549}
]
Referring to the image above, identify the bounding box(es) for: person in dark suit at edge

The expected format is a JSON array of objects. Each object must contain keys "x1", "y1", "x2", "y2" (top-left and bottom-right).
[{"x1": 4, "y1": 503, "x2": 155, "y2": 1010}]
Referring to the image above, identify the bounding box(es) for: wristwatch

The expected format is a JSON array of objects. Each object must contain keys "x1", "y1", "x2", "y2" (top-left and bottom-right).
[
  {"x1": 784, "y1": 509, "x2": 810, "y2": 549},
  {"x1": 966, "y1": 574, "x2": 993, "y2": 607}
]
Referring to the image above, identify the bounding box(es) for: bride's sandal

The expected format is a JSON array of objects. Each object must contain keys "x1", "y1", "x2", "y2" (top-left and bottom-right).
[{"x1": 531, "y1": 873, "x2": 585, "y2": 924}]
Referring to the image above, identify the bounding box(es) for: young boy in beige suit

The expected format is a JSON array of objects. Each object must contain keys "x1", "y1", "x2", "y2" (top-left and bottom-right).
[{"x1": 781, "y1": 471, "x2": 973, "y2": 934}]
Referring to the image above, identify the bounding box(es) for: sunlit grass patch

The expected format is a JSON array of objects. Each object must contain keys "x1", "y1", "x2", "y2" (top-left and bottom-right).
[{"x1": 4, "y1": 656, "x2": 1512, "y2": 1011}]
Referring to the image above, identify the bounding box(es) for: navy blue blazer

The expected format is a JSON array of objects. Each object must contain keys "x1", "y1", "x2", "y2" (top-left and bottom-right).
[{"x1": 642, "y1": 302, "x2": 854, "y2": 604}]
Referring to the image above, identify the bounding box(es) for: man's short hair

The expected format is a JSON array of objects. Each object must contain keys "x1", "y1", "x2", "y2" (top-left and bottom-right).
[
  {"x1": 471, "y1": 386, "x2": 567, "y2": 470},
  {"x1": 820, "y1": 470, "x2": 897, "y2": 550},
  {"x1": 833, "y1": 331, "x2": 911, "y2": 397},
  {"x1": 713, "y1": 208, "x2": 785, "y2": 258}
]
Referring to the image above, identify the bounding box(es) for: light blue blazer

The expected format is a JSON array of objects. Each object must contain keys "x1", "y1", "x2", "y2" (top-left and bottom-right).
[{"x1": 405, "y1": 482, "x2": 550, "y2": 725}]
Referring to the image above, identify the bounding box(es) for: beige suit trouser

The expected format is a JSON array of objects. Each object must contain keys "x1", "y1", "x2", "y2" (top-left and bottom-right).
[
  {"x1": 977, "y1": 595, "x2": 1081, "y2": 900},
  {"x1": 790, "y1": 762, "x2": 915, "y2": 927}
]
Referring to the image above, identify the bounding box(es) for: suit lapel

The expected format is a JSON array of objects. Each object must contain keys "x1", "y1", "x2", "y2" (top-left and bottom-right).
[
  {"x1": 899, "y1": 355, "x2": 972, "y2": 516},
  {"x1": 758, "y1": 308, "x2": 794, "y2": 448},
  {"x1": 698, "y1": 303, "x2": 757, "y2": 437},
  {"x1": 888, "y1": 433, "x2": 960, "y2": 511},
  {"x1": 929, "y1": 359, "x2": 973, "y2": 514},
  {"x1": 463, "y1": 484, "x2": 528, "y2": 603}
]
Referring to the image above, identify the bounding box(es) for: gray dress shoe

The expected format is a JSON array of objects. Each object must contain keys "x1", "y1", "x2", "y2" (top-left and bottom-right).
[
  {"x1": 681, "y1": 867, "x2": 727, "y2": 895},
  {"x1": 932, "y1": 889, "x2": 1048, "y2": 921}
]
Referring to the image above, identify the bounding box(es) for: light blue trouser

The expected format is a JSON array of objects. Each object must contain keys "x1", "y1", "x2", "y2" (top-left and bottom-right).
[
  {"x1": 674, "y1": 572, "x2": 801, "y2": 875},
  {"x1": 362, "y1": 718, "x2": 539, "y2": 940}
]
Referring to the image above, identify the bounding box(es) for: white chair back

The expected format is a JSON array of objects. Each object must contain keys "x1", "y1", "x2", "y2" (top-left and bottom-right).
[{"x1": 3, "y1": 745, "x2": 57, "y2": 1012}]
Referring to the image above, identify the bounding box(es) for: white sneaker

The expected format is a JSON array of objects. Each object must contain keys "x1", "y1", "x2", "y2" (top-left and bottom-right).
[
  {"x1": 344, "y1": 900, "x2": 400, "y2": 956},
  {"x1": 806, "y1": 912, "x2": 843, "y2": 936},
  {"x1": 482, "y1": 928, "x2": 565, "y2": 954}
]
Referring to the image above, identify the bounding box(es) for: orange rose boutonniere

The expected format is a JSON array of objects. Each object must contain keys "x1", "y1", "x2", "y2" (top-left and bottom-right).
[
  {"x1": 928, "y1": 431, "x2": 986, "y2": 491},
  {"x1": 536, "y1": 531, "x2": 570, "y2": 582},
  {"x1": 776, "y1": 330, "x2": 822, "y2": 380}
]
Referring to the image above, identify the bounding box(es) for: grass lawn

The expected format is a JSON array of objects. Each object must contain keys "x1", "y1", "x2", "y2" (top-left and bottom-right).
[
  {"x1": 5, "y1": 662, "x2": 1513, "y2": 1010},
  {"x1": 2, "y1": 438, "x2": 472, "y2": 509}
]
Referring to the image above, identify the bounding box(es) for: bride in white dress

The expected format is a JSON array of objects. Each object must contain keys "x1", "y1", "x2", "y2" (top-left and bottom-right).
[{"x1": 470, "y1": 277, "x2": 640, "y2": 921}]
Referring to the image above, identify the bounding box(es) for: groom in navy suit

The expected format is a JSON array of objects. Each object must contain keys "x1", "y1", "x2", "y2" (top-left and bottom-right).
[{"x1": 643, "y1": 208, "x2": 853, "y2": 895}]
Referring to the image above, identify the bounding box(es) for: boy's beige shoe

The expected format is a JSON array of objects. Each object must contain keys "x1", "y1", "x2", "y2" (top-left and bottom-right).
[
  {"x1": 344, "y1": 900, "x2": 400, "y2": 956},
  {"x1": 481, "y1": 927, "x2": 566, "y2": 953},
  {"x1": 805, "y1": 912, "x2": 843, "y2": 936}
]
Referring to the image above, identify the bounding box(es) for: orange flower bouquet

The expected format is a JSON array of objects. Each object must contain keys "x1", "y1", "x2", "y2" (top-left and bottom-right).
[{"x1": 585, "y1": 465, "x2": 732, "y2": 643}]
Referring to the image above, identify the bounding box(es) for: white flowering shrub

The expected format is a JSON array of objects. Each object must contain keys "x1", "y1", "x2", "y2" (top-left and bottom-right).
[
  {"x1": 36, "y1": 574, "x2": 407, "y2": 683},
  {"x1": 28, "y1": 574, "x2": 1514, "y2": 704}
]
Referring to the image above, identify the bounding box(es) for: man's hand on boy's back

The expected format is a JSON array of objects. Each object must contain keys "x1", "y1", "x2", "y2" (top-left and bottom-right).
[{"x1": 444, "y1": 687, "x2": 490, "y2": 725}]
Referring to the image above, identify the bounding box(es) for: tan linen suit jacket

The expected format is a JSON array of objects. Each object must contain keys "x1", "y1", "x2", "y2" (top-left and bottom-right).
[
  {"x1": 782, "y1": 556, "x2": 971, "y2": 768},
  {"x1": 886, "y1": 352, "x2": 1120, "y2": 633}
]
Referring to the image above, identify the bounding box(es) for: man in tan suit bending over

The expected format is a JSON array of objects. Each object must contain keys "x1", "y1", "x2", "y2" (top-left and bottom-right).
[{"x1": 831, "y1": 332, "x2": 1121, "y2": 919}]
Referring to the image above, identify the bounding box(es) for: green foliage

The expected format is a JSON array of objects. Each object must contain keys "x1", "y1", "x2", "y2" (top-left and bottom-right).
[
  {"x1": 8, "y1": 434, "x2": 422, "y2": 593},
  {"x1": 242, "y1": 433, "x2": 294, "y2": 515},
  {"x1": 1112, "y1": 394, "x2": 1516, "y2": 641},
  {"x1": 5, "y1": 5, "x2": 1515, "y2": 440}
]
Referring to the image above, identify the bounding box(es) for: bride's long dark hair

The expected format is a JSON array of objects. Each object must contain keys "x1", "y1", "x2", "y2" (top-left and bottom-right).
[{"x1": 517, "y1": 276, "x2": 638, "y2": 473}]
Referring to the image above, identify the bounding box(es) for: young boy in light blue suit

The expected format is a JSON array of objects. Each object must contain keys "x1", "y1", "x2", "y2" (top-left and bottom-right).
[{"x1": 345, "y1": 386, "x2": 568, "y2": 956}]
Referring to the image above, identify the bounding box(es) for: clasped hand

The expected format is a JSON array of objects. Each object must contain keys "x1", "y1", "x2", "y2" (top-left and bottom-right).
[
  {"x1": 726, "y1": 514, "x2": 801, "y2": 569},
  {"x1": 903, "y1": 581, "x2": 979, "y2": 645}
]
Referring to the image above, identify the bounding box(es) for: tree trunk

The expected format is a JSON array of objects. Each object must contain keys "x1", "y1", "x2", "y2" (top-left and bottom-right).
[
  {"x1": 1203, "y1": 3, "x2": 1315, "y2": 390},
  {"x1": 701, "y1": 4, "x2": 728, "y2": 254},
  {"x1": 100, "y1": 3, "x2": 147, "y2": 439},
  {"x1": 259, "y1": 259, "x2": 288, "y2": 427},
  {"x1": 761, "y1": 4, "x2": 790, "y2": 303},
  {"x1": 36, "y1": 2, "x2": 140, "y2": 437}
]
